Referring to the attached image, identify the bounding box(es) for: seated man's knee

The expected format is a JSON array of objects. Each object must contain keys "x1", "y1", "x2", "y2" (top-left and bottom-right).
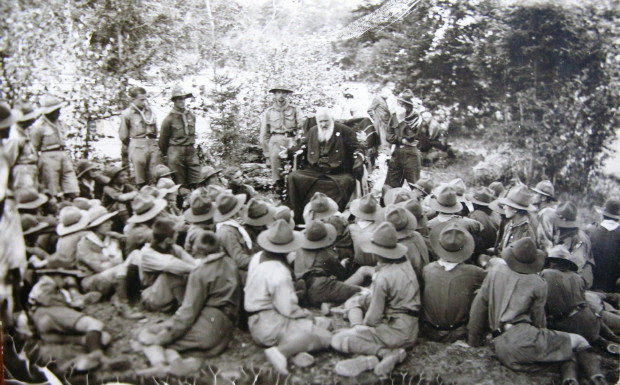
[
  {"x1": 358, "y1": 265, "x2": 375, "y2": 278},
  {"x1": 75, "y1": 316, "x2": 104, "y2": 332},
  {"x1": 569, "y1": 333, "x2": 590, "y2": 351},
  {"x1": 331, "y1": 331, "x2": 352, "y2": 352}
]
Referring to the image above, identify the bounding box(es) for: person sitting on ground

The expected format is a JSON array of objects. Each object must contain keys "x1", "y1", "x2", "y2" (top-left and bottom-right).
[
  {"x1": 139, "y1": 217, "x2": 198, "y2": 312},
  {"x1": 349, "y1": 193, "x2": 382, "y2": 267},
  {"x1": 332, "y1": 222, "x2": 420, "y2": 378},
  {"x1": 588, "y1": 198, "x2": 620, "y2": 293},
  {"x1": 426, "y1": 185, "x2": 481, "y2": 232},
  {"x1": 75, "y1": 160, "x2": 110, "y2": 200},
  {"x1": 466, "y1": 187, "x2": 498, "y2": 261},
  {"x1": 151, "y1": 164, "x2": 175, "y2": 185},
  {"x1": 542, "y1": 245, "x2": 619, "y2": 355},
  {"x1": 302, "y1": 191, "x2": 339, "y2": 225},
  {"x1": 421, "y1": 221, "x2": 485, "y2": 343},
  {"x1": 48, "y1": 206, "x2": 90, "y2": 269},
  {"x1": 213, "y1": 192, "x2": 251, "y2": 281},
  {"x1": 468, "y1": 237, "x2": 607, "y2": 385},
  {"x1": 398, "y1": 197, "x2": 430, "y2": 238},
  {"x1": 240, "y1": 198, "x2": 276, "y2": 255},
  {"x1": 244, "y1": 219, "x2": 333, "y2": 375},
  {"x1": 137, "y1": 230, "x2": 241, "y2": 371},
  {"x1": 124, "y1": 193, "x2": 168, "y2": 254},
  {"x1": 102, "y1": 166, "x2": 138, "y2": 232},
  {"x1": 223, "y1": 166, "x2": 257, "y2": 200},
  {"x1": 294, "y1": 221, "x2": 373, "y2": 311},
  {"x1": 76, "y1": 206, "x2": 143, "y2": 319},
  {"x1": 495, "y1": 184, "x2": 538, "y2": 253},
  {"x1": 21, "y1": 214, "x2": 51, "y2": 270},
  {"x1": 531, "y1": 180, "x2": 557, "y2": 250},
  {"x1": 195, "y1": 165, "x2": 223, "y2": 189},
  {"x1": 183, "y1": 189, "x2": 216, "y2": 251},
  {"x1": 156, "y1": 178, "x2": 182, "y2": 217}
]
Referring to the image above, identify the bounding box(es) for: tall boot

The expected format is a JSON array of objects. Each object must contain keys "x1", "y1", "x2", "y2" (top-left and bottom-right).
[
  {"x1": 348, "y1": 308, "x2": 363, "y2": 326},
  {"x1": 113, "y1": 277, "x2": 144, "y2": 319},
  {"x1": 576, "y1": 349, "x2": 606, "y2": 384},
  {"x1": 559, "y1": 360, "x2": 578, "y2": 385},
  {"x1": 125, "y1": 264, "x2": 141, "y2": 303}
]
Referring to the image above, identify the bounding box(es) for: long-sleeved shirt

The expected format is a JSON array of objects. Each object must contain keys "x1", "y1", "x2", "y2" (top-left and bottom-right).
[
  {"x1": 553, "y1": 229, "x2": 593, "y2": 277},
  {"x1": 159, "y1": 108, "x2": 196, "y2": 155},
  {"x1": 75, "y1": 232, "x2": 124, "y2": 274},
  {"x1": 259, "y1": 102, "x2": 302, "y2": 152},
  {"x1": 155, "y1": 252, "x2": 241, "y2": 344},
  {"x1": 469, "y1": 209, "x2": 498, "y2": 256},
  {"x1": 497, "y1": 215, "x2": 537, "y2": 253},
  {"x1": 5, "y1": 125, "x2": 38, "y2": 165},
  {"x1": 54, "y1": 230, "x2": 90, "y2": 268},
  {"x1": 140, "y1": 243, "x2": 198, "y2": 286},
  {"x1": 118, "y1": 105, "x2": 158, "y2": 145},
  {"x1": 421, "y1": 262, "x2": 486, "y2": 328},
  {"x1": 30, "y1": 116, "x2": 69, "y2": 151},
  {"x1": 364, "y1": 260, "x2": 421, "y2": 327},
  {"x1": 293, "y1": 247, "x2": 348, "y2": 281},
  {"x1": 216, "y1": 220, "x2": 252, "y2": 271},
  {"x1": 541, "y1": 268, "x2": 587, "y2": 321},
  {"x1": 468, "y1": 263, "x2": 547, "y2": 346},
  {"x1": 399, "y1": 233, "x2": 430, "y2": 282}
]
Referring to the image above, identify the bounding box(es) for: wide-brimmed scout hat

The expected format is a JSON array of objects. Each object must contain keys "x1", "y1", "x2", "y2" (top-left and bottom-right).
[
  {"x1": 302, "y1": 221, "x2": 337, "y2": 250},
  {"x1": 15, "y1": 101, "x2": 41, "y2": 122},
  {"x1": 269, "y1": 85, "x2": 294, "y2": 94},
  {"x1": 410, "y1": 177, "x2": 434, "y2": 196},
  {"x1": 153, "y1": 164, "x2": 175, "y2": 180},
  {"x1": 430, "y1": 221, "x2": 475, "y2": 263},
  {"x1": 594, "y1": 199, "x2": 620, "y2": 221},
  {"x1": 546, "y1": 245, "x2": 578, "y2": 272},
  {"x1": 56, "y1": 206, "x2": 90, "y2": 236},
  {"x1": 396, "y1": 89, "x2": 415, "y2": 106},
  {"x1": 140, "y1": 185, "x2": 161, "y2": 198},
  {"x1": 274, "y1": 206, "x2": 295, "y2": 228},
  {"x1": 488, "y1": 181, "x2": 506, "y2": 198},
  {"x1": 241, "y1": 198, "x2": 276, "y2": 226},
  {"x1": 0, "y1": 102, "x2": 20, "y2": 129},
  {"x1": 498, "y1": 185, "x2": 536, "y2": 211},
  {"x1": 104, "y1": 166, "x2": 129, "y2": 182},
  {"x1": 502, "y1": 237, "x2": 546, "y2": 274},
  {"x1": 204, "y1": 184, "x2": 230, "y2": 201},
  {"x1": 350, "y1": 193, "x2": 381, "y2": 221},
  {"x1": 303, "y1": 192, "x2": 339, "y2": 221},
  {"x1": 489, "y1": 199, "x2": 505, "y2": 215},
  {"x1": 127, "y1": 194, "x2": 167, "y2": 224},
  {"x1": 156, "y1": 178, "x2": 180, "y2": 199},
  {"x1": 199, "y1": 166, "x2": 222, "y2": 184},
  {"x1": 449, "y1": 178, "x2": 467, "y2": 199},
  {"x1": 429, "y1": 185, "x2": 463, "y2": 214},
  {"x1": 398, "y1": 199, "x2": 425, "y2": 229},
  {"x1": 531, "y1": 180, "x2": 556, "y2": 201},
  {"x1": 72, "y1": 197, "x2": 93, "y2": 211},
  {"x1": 21, "y1": 214, "x2": 50, "y2": 236},
  {"x1": 39, "y1": 95, "x2": 68, "y2": 115},
  {"x1": 257, "y1": 219, "x2": 305, "y2": 253},
  {"x1": 465, "y1": 187, "x2": 495, "y2": 207},
  {"x1": 554, "y1": 201, "x2": 579, "y2": 228},
  {"x1": 87, "y1": 206, "x2": 118, "y2": 228},
  {"x1": 75, "y1": 160, "x2": 98, "y2": 179},
  {"x1": 359, "y1": 222, "x2": 407, "y2": 260},
  {"x1": 170, "y1": 85, "x2": 193, "y2": 101},
  {"x1": 16, "y1": 187, "x2": 49, "y2": 210},
  {"x1": 183, "y1": 191, "x2": 216, "y2": 223},
  {"x1": 384, "y1": 187, "x2": 414, "y2": 206},
  {"x1": 214, "y1": 192, "x2": 246, "y2": 222},
  {"x1": 383, "y1": 205, "x2": 417, "y2": 240}
]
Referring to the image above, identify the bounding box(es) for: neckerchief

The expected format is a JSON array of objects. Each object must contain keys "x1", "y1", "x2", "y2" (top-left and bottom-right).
[
  {"x1": 170, "y1": 107, "x2": 190, "y2": 136},
  {"x1": 438, "y1": 259, "x2": 459, "y2": 271},
  {"x1": 216, "y1": 219, "x2": 252, "y2": 250},
  {"x1": 601, "y1": 219, "x2": 620, "y2": 231},
  {"x1": 131, "y1": 103, "x2": 156, "y2": 127}
]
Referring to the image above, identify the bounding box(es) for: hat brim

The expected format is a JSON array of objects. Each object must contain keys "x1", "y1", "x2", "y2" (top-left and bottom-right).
[
  {"x1": 350, "y1": 200, "x2": 380, "y2": 221},
  {"x1": 257, "y1": 230, "x2": 305, "y2": 253},
  {"x1": 498, "y1": 197, "x2": 536, "y2": 212},
  {"x1": 465, "y1": 194, "x2": 491, "y2": 207},
  {"x1": 0, "y1": 110, "x2": 20, "y2": 130},
  {"x1": 397, "y1": 97, "x2": 414, "y2": 106},
  {"x1": 17, "y1": 109, "x2": 41, "y2": 122},
  {"x1": 214, "y1": 194, "x2": 247, "y2": 223},
  {"x1": 553, "y1": 215, "x2": 579, "y2": 228},
  {"x1": 429, "y1": 220, "x2": 475, "y2": 263},
  {"x1": 57, "y1": 214, "x2": 91, "y2": 236},
  {"x1": 242, "y1": 204, "x2": 276, "y2": 227},
  {"x1": 594, "y1": 206, "x2": 620, "y2": 220},
  {"x1": 127, "y1": 199, "x2": 168, "y2": 224},
  {"x1": 34, "y1": 268, "x2": 88, "y2": 278},
  {"x1": 531, "y1": 187, "x2": 556, "y2": 201},
  {"x1": 77, "y1": 165, "x2": 98, "y2": 179},
  {"x1": 429, "y1": 198, "x2": 463, "y2": 214},
  {"x1": 503, "y1": 247, "x2": 546, "y2": 274},
  {"x1": 171, "y1": 93, "x2": 193, "y2": 101},
  {"x1": 18, "y1": 194, "x2": 49, "y2": 210},
  {"x1": 301, "y1": 224, "x2": 337, "y2": 250},
  {"x1": 157, "y1": 184, "x2": 181, "y2": 199},
  {"x1": 183, "y1": 205, "x2": 216, "y2": 223},
  {"x1": 359, "y1": 238, "x2": 408, "y2": 260},
  {"x1": 409, "y1": 183, "x2": 430, "y2": 196},
  {"x1": 88, "y1": 211, "x2": 118, "y2": 228},
  {"x1": 546, "y1": 256, "x2": 579, "y2": 272},
  {"x1": 489, "y1": 199, "x2": 505, "y2": 215},
  {"x1": 200, "y1": 170, "x2": 222, "y2": 184},
  {"x1": 40, "y1": 102, "x2": 68, "y2": 115},
  {"x1": 23, "y1": 222, "x2": 50, "y2": 236},
  {"x1": 269, "y1": 88, "x2": 293, "y2": 94},
  {"x1": 303, "y1": 199, "x2": 339, "y2": 221}
]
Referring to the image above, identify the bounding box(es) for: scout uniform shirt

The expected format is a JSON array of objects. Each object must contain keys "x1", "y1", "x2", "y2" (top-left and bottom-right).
[
  {"x1": 118, "y1": 104, "x2": 158, "y2": 145},
  {"x1": 259, "y1": 102, "x2": 302, "y2": 149},
  {"x1": 159, "y1": 107, "x2": 196, "y2": 156}
]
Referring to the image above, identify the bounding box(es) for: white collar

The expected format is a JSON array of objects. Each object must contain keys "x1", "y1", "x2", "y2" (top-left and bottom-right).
[
  {"x1": 437, "y1": 260, "x2": 459, "y2": 271},
  {"x1": 601, "y1": 219, "x2": 620, "y2": 231}
]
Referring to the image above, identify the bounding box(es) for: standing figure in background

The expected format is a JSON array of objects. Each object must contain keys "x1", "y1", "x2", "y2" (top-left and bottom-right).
[
  {"x1": 367, "y1": 83, "x2": 394, "y2": 150},
  {"x1": 5, "y1": 101, "x2": 40, "y2": 191}
]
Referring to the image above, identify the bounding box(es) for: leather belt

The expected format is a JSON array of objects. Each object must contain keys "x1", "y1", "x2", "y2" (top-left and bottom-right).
[
  {"x1": 272, "y1": 131, "x2": 295, "y2": 137},
  {"x1": 130, "y1": 135, "x2": 157, "y2": 140},
  {"x1": 422, "y1": 319, "x2": 467, "y2": 331},
  {"x1": 40, "y1": 146, "x2": 64, "y2": 152},
  {"x1": 492, "y1": 319, "x2": 530, "y2": 339},
  {"x1": 390, "y1": 309, "x2": 419, "y2": 318}
]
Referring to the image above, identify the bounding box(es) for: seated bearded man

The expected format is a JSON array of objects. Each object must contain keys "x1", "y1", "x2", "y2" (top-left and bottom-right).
[{"x1": 288, "y1": 108, "x2": 364, "y2": 224}]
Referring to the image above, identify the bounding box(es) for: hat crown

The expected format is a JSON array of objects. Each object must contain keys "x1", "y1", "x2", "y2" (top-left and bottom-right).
[
  {"x1": 154, "y1": 164, "x2": 173, "y2": 179},
  {"x1": 413, "y1": 178, "x2": 434, "y2": 194},
  {"x1": 310, "y1": 192, "x2": 330, "y2": 213},
  {"x1": 17, "y1": 187, "x2": 40, "y2": 204},
  {"x1": 73, "y1": 197, "x2": 92, "y2": 211},
  {"x1": 216, "y1": 193, "x2": 238, "y2": 215},
  {"x1": 156, "y1": 178, "x2": 175, "y2": 190},
  {"x1": 60, "y1": 206, "x2": 85, "y2": 226},
  {"x1": 472, "y1": 187, "x2": 495, "y2": 204},
  {"x1": 371, "y1": 222, "x2": 399, "y2": 249},
  {"x1": 556, "y1": 201, "x2": 577, "y2": 222},
  {"x1": 438, "y1": 223, "x2": 468, "y2": 253},
  {"x1": 246, "y1": 199, "x2": 269, "y2": 219},
  {"x1": 397, "y1": 89, "x2": 415, "y2": 104},
  {"x1": 547, "y1": 245, "x2": 570, "y2": 259},
  {"x1": 171, "y1": 85, "x2": 192, "y2": 99},
  {"x1": 393, "y1": 190, "x2": 413, "y2": 204},
  {"x1": 436, "y1": 185, "x2": 458, "y2": 207},
  {"x1": 105, "y1": 166, "x2": 124, "y2": 180},
  {"x1": 509, "y1": 237, "x2": 538, "y2": 264},
  {"x1": 40, "y1": 95, "x2": 64, "y2": 109},
  {"x1": 274, "y1": 206, "x2": 293, "y2": 222},
  {"x1": 305, "y1": 221, "x2": 329, "y2": 242},
  {"x1": 400, "y1": 199, "x2": 423, "y2": 219},
  {"x1": 449, "y1": 178, "x2": 466, "y2": 196},
  {"x1": 385, "y1": 205, "x2": 408, "y2": 231},
  {"x1": 267, "y1": 219, "x2": 295, "y2": 245},
  {"x1": 358, "y1": 194, "x2": 378, "y2": 214},
  {"x1": 206, "y1": 185, "x2": 226, "y2": 201},
  {"x1": 488, "y1": 181, "x2": 505, "y2": 196},
  {"x1": 76, "y1": 160, "x2": 94, "y2": 174},
  {"x1": 534, "y1": 180, "x2": 555, "y2": 197},
  {"x1": 603, "y1": 199, "x2": 620, "y2": 217},
  {"x1": 190, "y1": 194, "x2": 213, "y2": 215},
  {"x1": 87, "y1": 206, "x2": 110, "y2": 223},
  {"x1": 200, "y1": 166, "x2": 218, "y2": 179},
  {"x1": 140, "y1": 185, "x2": 160, "y2": 198},
  {"x1": 505, "y1": 185, "x2": 533, "y2": 208},
  {"x1": 131, "y1": 194, "x2": 156, "y2": 215}
]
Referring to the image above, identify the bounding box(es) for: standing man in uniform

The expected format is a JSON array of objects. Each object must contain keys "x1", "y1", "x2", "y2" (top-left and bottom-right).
[
  {"x1": 119, "y1": 87, "x2": 161, "y2": 188},
  {"x1": 30, "y1": 95, "x2": 80, "y2": 200},
  {"x1": 259, "y1": 85, "x2": 302, "y2": 189},
  {"x1": 159, "y1": 85, "x2": 201, "y2": 187}
]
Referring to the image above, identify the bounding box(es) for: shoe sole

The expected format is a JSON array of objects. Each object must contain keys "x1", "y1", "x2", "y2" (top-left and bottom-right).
[
  {"x1": 335, "y1": 356, "x2": 379, "y2": 377},
  {"x1": 374, "y1": 349, "x2": 406, "y2": 377}
]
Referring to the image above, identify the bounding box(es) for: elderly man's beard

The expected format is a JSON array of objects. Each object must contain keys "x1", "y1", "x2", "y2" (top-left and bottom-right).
[{"x1": 318, "y1": 120, "x2": 335, "y2": 143}]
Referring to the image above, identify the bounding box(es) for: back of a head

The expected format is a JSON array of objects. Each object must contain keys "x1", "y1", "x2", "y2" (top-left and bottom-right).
[
  {"x1": 194, "y1": 229, "x2": 220, "y2": 254},
  {"x1": 152, "y1": 217, "x2": 176, "y2": 243}
]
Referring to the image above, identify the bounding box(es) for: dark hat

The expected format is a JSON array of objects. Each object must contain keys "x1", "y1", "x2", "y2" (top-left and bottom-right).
[
  {"x1": 594, "y1": 199, "x2": 620, "y2": 220},
  {"x1": 0, "y1": 102, "x2": 20, "y2": 129},
  {"x1": 502, "y1": 237, "x2": 546, "y2": 274},
  {"x1": 498, "y1": 185, "x2": 536, "y2": 211},
  {"x1": 75, "y1": 160, "x2": 98, "y2": 179},
  {"x1": 241, "y1": 198, "x2": 276, "y2": 226},
  {"x1": 546, "y1": 245, "x2": 578, "y2": 272},
  {"x1": 104, "y1": 166, "x2": 128, "y2": 181},
  {"x1": 359, "y1": 222, "x2": 408, "y2": 260},
  {"x1": 429, "y1": 185, "x2": 463, "y2": 214},
  {"x1": 302, "y1": 221, "x2": 337, "y2": 250},
  {"x1": 384, "y1": 187, "x2": 414, "y2": 206},
  {"x1": 183, "y1": 192, "x2": 215, "y2": 223},
  {"x1": 531, "y1": 180, "x2": 556, "y2": 200},
  {"x1": 214, "y1": 192, "x2": 246, "y2": 222},
  {"x1": 554, "y1": 201, "x2": 579, "y2": 228},
  {"x1": 411, "y1": 178, "x2": 434, "y2": 196},
  {"x1": 170, "y1": 85, "x2": 193, "y2": 100},
  {"x1": 269, "y1": 85, "x2": 294, "y2": 94},
  {"x1": 199, "y1": 166, "x2": 222, "y2": 184},
  {"x1": 87, "y1": 206, "x2": 118, "y2": 228},
  {"x1": 383, "y1": 205, "x2": 417, "y2": 240},
  {"x1": 56, "y1": 206, "x2": 90, "y2": 236},
  {"x1": 465, "y1": 187, "x2": 495, "y2": 207},
  {"x1": 153, "y1": 164, "x2": 175, "y2": 179},
  {"x1": 303, "y1": 192, "x2": 339, "y2": 221},
  {"x1": 257, "y1": 219, "x2": 304, "y2": 253},
  {"x1": 350, "y1": 193, "x2": 381, "y2": 221},
  {"x1": 21, "y1": 214, "x2": 50, "y2": 236},
  {"x1": 15, "y1": 101, "x2": 41, "y2": 122},
  {"x1": 429, "y1": 220, "x2": 474, "y2": 263},
  {"x1": 152, "y1": 217, "x2": 177, "y2": 239},
  {"x1": 39, "y1": 95, "x2": 67, "y2": 114},
  {"x1": 16, "y1": 187, "x2": 49, "y2": 210},
  {"x1": 396, "y1": 89, "x2": 415, "y2": 106},
  {"x1": 488, "y1": 181, "x2": 505, "y2": 198},
  {"x1": 127, "y1": 194, "x2": 167, "y2": 223}
]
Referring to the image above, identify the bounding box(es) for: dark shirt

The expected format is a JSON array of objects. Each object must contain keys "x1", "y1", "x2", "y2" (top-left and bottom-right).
[
  {"x1": 541, "y1": 268, "x2": 587, "y2": 321},
  {"x1": 587, "y1": 222, "x2": 620, "y2": 292},
  {"x1": 159, "y1": 108, "x2": 197, "y2": 155}
]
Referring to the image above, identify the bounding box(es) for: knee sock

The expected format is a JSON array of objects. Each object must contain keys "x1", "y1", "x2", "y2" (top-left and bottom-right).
[
  {"x1": 348, "y1": 308, "x2": 363, "y2": 326},
  {"x1": 115, "y1": 277, "x2": 129, "y2": 303},
  {"x1": 84, "y1": 331, "x2": 103, "y2": 353},
  {"x1": 125, "y1": 264, "x2": 141, "y2": 303},
  {"x1": 278, "y1": 333, "x2": 324, "y2": 357}
]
